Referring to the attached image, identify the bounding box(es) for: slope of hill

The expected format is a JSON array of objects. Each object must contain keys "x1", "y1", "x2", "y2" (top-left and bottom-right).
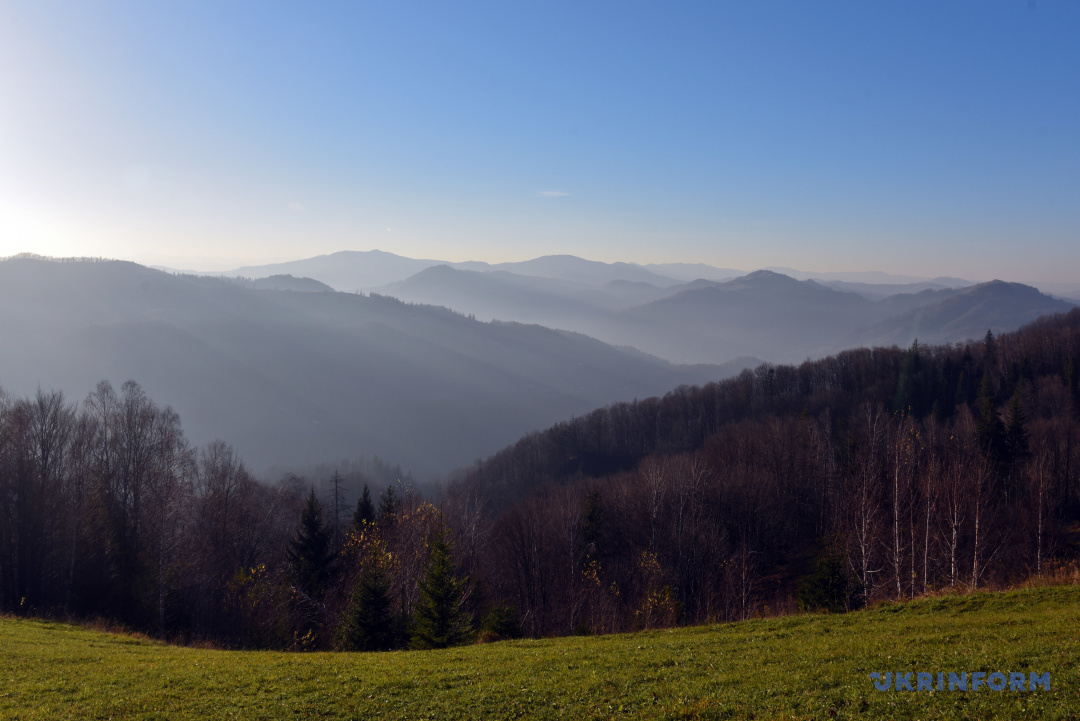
[
  {"x1": 624, "y1": 274, "x2": 1072, "y2": 363},
  {"x1": 1031, "y1": 280, "x2": 1080, "y2": 301},
  {"x1": 379, "y1": 265, "x2": 1072, "y2": 365},
  {"x1": 3, "y1": 585, "x2": 1076, "y2": 719},
  {"x1": 617, "y1": 270, "x2": 878, "y2": 363},
  {"x1": 380, "y1": 265, "x2": 612, "y2": 324},
  {"x1": 851, "y1": 280, "x2": 1075, "y2": 348},
  {"x1": 0, "y1": 258, "x2": 731, "y2": 477},
  {"x1": 437, "y1": 309, "x2": 1080, "y2": 641},
  {"x1": 246, "y1": 275, "x2": 334, "y2": 292},
  {"x1": 444, "y1": 311, "x2": 1080, "y2": 516},
  {"x1": 231, "y1": 249, "x2": 443, "y2": 291},
  {"x1": 378, "y1": 265, "x2": 680, "y2": 330}
]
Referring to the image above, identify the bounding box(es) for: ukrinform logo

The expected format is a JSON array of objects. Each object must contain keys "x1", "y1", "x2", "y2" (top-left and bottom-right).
[{"x1": 871, "y1": 672, "x2": 1050, "y2": 692}]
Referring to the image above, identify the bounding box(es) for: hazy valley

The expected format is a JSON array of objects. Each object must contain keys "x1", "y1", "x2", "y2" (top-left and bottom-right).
[
  {"x1": 0, "y1": 256, "x2": 738, "y2": 478},
  {"x1": 5, "y1": 253, "x2": 1073, "y2": 480}
]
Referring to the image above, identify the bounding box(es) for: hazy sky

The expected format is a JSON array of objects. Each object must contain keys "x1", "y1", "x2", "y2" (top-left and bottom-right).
[{"x1": 1, "y1": 1, "x2": 1078, "y2": 280}]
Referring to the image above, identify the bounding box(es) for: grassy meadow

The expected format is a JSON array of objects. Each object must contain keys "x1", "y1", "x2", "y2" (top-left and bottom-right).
[{"x1": 2, "y1": 585, "x2": 1078, "y2": 720}]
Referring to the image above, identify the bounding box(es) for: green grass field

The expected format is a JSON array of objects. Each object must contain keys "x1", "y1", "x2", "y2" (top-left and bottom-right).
[{"x1": 2, "y1": 585, "x2": 1078, "y2": 720}]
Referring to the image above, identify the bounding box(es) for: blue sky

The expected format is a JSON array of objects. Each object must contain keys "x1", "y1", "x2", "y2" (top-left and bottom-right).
[{"x1": 1, "y1": 1, "x2": 1078, "y2": 281}]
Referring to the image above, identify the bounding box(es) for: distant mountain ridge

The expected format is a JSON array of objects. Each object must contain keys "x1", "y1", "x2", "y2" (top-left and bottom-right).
[
  {"x1": 221, "y1": 251, "x2": 1075, "y2": 364},
  {"x1": 848, "y1": 280, "x2": 1074, "y2": 348},
  {"x1": 230, "y1": 250, "x2": 441, "y2": 292},
  {"x1": 229, "y1": 251, "x2": 685, "y2": 292},
  {"x1": 0, "y1": 258, "x2": 744, "y2": 479},
  {"x1": 3, "y1": 253, "x2": 1072, "y2": 478},
  {"x1": 616, "y1": 270, "x2": 875, "y2": 362},
  {"x1": 226, "y1": 250, "x2": 981, "y2": 295},
  {"x1": 378, "y1": 264, "x2": 1074, "y2": 364},
  {"x1": 223, "y1": 247, "x2": 1075, "y2": 313}
]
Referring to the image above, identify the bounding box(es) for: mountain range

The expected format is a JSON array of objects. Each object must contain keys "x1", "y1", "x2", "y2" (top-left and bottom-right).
[
  {"x1": 227, "y1": 250, "x2": 982, "y2": 294},
  {"x1": 0, "y1": 257, "x2": 739, "y2": 479},
  {"x1": 378, "y1": 266, "x2": 1073, "y2": 364},
  {"x1": 226, "y1": 250, "x2": 1074, "y2": 364},
  {"x1": 3, "y1": 252, "x2": 1073, "y2": 479}
]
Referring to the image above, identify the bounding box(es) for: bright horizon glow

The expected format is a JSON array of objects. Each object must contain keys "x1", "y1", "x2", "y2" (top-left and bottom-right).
[{"x1": 2, "y1": 2, "x2": 1079, "y2": 283}]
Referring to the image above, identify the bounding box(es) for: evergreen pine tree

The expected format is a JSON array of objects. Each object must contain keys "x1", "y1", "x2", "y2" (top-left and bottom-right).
[
  {"x1": 353, "y1": 484, "x2": 376, "y2": 528},
  {"x1": 894, "y1": 339, "x2": 921, "y2": 414},
  {"x1": 976, "y1": 373, "x2": 1005, "y2": 465},
  {"x1": 287, "y1": 489, "x2": 335, "y2": 600},
  {"x1": 1005, "y1": 386, "x2": 1030, "y2": 464},
  {"x1": 339, "y1": 555, "x2": 394, "y2": 651},
  {"x1": 378, "y1": 485, "x2": 399, "y2": 524},
  {"x1": 984, "y1": 329, "x2": 997, "y2": 370},
  {"x1": 411, "y1": 524, "x2": 471, "y2": 649},
  {"x1": 1001, "y1": 385, "x2": 1031, "y2": 503},
  {"x1": 480, "y1": 604, "x2": 523, "y2": 640}
]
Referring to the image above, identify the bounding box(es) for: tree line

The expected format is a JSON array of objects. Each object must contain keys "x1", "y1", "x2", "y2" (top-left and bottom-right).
[
  {"x1": 0, "y1": 380, "x2": 477, "y2": 649},
  {"x1": 3, "y1": 310, "x2": 1080, "y2": 648},
  {"x1": 447, "y1": 311, "x2": 1080, "y2": 636}
]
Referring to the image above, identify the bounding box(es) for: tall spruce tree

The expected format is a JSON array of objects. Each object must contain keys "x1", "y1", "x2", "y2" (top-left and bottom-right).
[
  {"x1": 984, "y1": 329, "x2": 997, "y2": 370},
  {"x1": 287, "y1": 489, "x2": 335, "y2": 600},
  {"x1": 411, "y1": 524, "x2": 471, "y2": 649},
  {"x1": 1003, "y1": 385, "x2": 1031, "y2": 503},
  {"x1": 1005, "y1": 387, "x2": 1030, "y2": 464},
  {"x1": 339, "y1": 555, "x2": 394, "y2": 651},
  {"x1": 378, "y1": 485, "x2": 399, "y2": 524},
  {"x1": 353, "y1": 484, "x2": 376, "y2": 528},
  {"x1": 976, "y1": 373, "x2": 1005, "y2": 466}
]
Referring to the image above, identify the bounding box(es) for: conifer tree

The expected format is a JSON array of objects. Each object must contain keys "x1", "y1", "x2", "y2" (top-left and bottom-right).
[
  {"x1": 411, "y1": 524, "x2": 471, "y2": 649},
  {"x1": 287, "y1": 489, "x2": 335, "y2": 600},
  {"x1": 378, "y1": 485, "x2": 399, "y2": 524},
  {"x1": 353, "y1": 484, "x2": 376, "y2": 528},
  {"x1": 894, "y1": 339, "x2": 924, "y2": 415},
  {"x1": 976, "y1": 373, "x2": 1005, "y2": 465},
  {"x1": 984, "y1": 329, "x2": 997, "y2": 370},
  {"x1": 996, "y1": 385, "x2": 1031, "y2": 504},
  {"x1": 339, "y1": 554, "x2": 394, "y2": 651},
  {"x1": 1005, "y1": 386, "x2": 1030, "y2": 464}
]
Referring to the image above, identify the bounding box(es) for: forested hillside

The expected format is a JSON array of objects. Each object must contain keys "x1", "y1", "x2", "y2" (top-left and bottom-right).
[
  {"x1": 447, "y1": 310, "x2": 1080, "y2": 636},
  {"x1": 2, "y1": 311, "x2": 1079, "y2": 649}
]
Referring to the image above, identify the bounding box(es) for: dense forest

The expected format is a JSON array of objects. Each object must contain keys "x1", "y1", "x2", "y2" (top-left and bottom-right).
[
  {"x1": 2, "y1": 311, "x2": 1080, "y2": 649},
  {"x1": 447, "y1": 310, "x2": 1080, "y2": 636}
]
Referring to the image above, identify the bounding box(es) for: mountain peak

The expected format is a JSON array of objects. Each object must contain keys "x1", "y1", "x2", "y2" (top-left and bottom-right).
[{"x1": 741, "y1": 269, "x2": 795, "y2": 282}]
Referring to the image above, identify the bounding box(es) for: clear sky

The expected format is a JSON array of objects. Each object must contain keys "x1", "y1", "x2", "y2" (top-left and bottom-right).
[{"x1": 1, "y1": 1, "x2": 1078, "y2": 281}]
